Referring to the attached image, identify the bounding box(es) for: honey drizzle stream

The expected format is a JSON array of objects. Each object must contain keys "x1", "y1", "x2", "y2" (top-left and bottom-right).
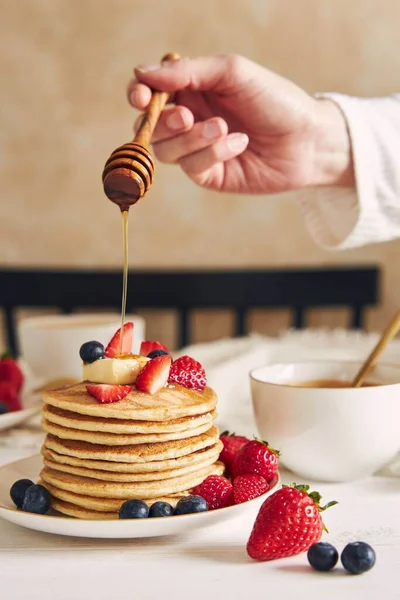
[{"x1": 119, "y1": 209, "x2": 129, "y2": 354}]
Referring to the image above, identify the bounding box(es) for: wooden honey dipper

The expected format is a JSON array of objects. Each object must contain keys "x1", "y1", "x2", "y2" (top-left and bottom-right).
[{"x1": 102, "y1": 52, "x2": 180, "y2": 210}]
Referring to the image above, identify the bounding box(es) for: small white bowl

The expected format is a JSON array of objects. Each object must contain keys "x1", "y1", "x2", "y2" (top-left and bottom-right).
[{"x1": 250, "y1": 360, "x2": 400, "y2": 482}]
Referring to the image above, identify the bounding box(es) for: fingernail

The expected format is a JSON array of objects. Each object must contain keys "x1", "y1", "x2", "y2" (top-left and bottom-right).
[
  {"x1": 227, "y1": 133, "x2": 249, "y2": 152},
  {"x1": 203, "y1": 122, "x2": 221, "y2": 139},
  {"x1": 136, "y1": 63, "x2": 161, "y2": 73},
  {"x1": 166, "y1": 112, "x2": 186, "y2": 131}
]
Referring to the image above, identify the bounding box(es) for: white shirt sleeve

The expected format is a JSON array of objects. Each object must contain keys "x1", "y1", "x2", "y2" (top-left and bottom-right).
[{"x1": 299, "y1": 93, "x2": 400, "y2": 249}]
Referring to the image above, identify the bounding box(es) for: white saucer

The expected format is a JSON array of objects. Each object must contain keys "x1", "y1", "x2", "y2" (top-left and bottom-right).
[
  {"x1": 0, "y1": 391, "x2": 41, "y2": 432},
  {"x1": 0, "y1": 454, "x2": 280, "y2": 539}
]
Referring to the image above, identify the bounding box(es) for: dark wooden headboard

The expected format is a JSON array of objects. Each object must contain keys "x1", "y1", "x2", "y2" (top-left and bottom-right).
[{"x1": 0, "y1": 266, "x2": 380, "y2": 354}]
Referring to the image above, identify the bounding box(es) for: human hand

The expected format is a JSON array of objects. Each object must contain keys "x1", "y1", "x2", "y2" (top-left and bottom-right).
[{"x1": 127, "y1": 54, "x2": 353, "y2": 194}]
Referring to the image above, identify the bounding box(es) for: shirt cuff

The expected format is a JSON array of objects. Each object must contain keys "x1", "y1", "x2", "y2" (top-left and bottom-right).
[{"x1": 299, "y1": 92, "x2": 396, "y2": 250}]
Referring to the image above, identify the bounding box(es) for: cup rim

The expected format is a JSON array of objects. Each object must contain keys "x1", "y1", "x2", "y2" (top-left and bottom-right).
[
  {"x1": 18, "y1": 313, "x2": 142, "y2": 329},
  {"x1": 249, "y1": 359, "x2": 400, "y2": 389}
]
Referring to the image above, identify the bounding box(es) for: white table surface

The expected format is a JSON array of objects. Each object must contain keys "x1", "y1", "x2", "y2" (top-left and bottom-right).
[
  {"x1": 1, "y1": 447, "x2": 399, "y2": 600},
  {"x1": 2, "y1": 331, "x2": 400, "y2": 600}
]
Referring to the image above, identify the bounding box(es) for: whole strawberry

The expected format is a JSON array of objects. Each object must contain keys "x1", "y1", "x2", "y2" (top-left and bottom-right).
[
  {"x1": 0, "y1": 354, "x2": 24, "y2": 394},
  {"x1": 231, "y1": 439, "x2": 280, "y2": 483},
  {"x1": 168, "y1": 356, "x2": 206, "y2": 391},
  {"x1": 192, "y1": 475, "x2": 233, "y2": 510},
  {"x1": 219, "y1": 431, "x2": 250, "y2": 476},
  {"x1": 233, "y1": 474, "x2": 268, "y2": 505},
  {"x1": 0, "y1": 380, "x2": 22, "y2": 412},
  {"x1": 247, "y1": 483, "x2": 338, "y2": 561}
]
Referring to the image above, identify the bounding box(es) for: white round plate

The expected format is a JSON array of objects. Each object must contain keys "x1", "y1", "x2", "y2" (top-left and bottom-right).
[
  {"x1": 0, "y1": 454, "x2": 281, "y2": 539},
  {"x1": 0, "y1": 391, "x2": 41, "y2": 432}
]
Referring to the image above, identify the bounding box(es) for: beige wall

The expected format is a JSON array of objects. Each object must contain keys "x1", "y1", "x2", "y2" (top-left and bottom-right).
[{"x1": 1, "y1": 0, "x2": 399, "y2": 347}]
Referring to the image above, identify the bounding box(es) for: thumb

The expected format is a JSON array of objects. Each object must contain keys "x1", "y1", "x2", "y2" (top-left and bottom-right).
[{"x1": 134, "y1": 54, "x2": 251, "y2": 95}]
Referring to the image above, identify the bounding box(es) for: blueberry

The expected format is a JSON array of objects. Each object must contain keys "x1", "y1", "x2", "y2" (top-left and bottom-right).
[
  {"x1": 174, "y1": 495, "x2": 208, "y2": 515},
  {"x1": 0, "y1": 402, "x2": 9, "y2": 415},
  {"x1": 149, "y1": 501, "x2": 174, "y2": 518},
  {"x1": 307, "y1": 542, "x2": 339, "y2": 571},
  {"x1": 10, "y1": 479, "x2": 34, "y2": 508},
  {"x1": 21, "y1": 484, "x2": 51, "y2": 514},
  {"x1": 341, "y1": 542, "x2": 376, "y2": 575},
  {"x1": 119, "y1": 499, "x2": 149, "y2": 519},
  {"x1": 147, "y1": 349, "x2": 169, "y2": 359},
  {"x1": 79, "y1": 341, "x2": 104, "y2": 364}
]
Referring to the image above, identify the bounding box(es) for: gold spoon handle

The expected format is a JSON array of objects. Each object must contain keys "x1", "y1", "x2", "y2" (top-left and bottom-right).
[
  {"x1": 133, "y1": 52, "x2": 180, "y2": 148},
  {"x1": 352, "y1": 308, "x2": 400, "y2": 387}
]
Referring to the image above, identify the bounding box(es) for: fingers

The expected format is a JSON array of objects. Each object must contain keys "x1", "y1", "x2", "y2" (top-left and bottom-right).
[
  {"x1": 133, "y1": 107, "x2": 242, "y2": 168},
  {"x1": 152, "y1": 117, "x2": 228, "y2": 164},
  {"x1": 130, "y1": 54, "x2": 248, "y2": 101},
  {"x1": 133, "y1": 105, "x2": 195, "y2": 141},
  {"x1": 126, "y1": 80, "x2": 152, "y2": 110},
  {"x1": 179, "y1": 133, "x2": 249, "y2": 176},
  {"x1": 133, "y1": 102, "x2": 248, "y2": 172}
]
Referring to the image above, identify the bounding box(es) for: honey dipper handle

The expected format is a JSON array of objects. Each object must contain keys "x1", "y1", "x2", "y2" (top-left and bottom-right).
[
  {"x1": 351, "y1": 308, "x2": 400, "y2": 387},
  {"x1": 133, "y1": 52, "x2": 180, "y2": 148}
]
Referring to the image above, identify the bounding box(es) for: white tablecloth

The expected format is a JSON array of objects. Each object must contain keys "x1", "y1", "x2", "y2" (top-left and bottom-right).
[
  {"x1": 1, "y1": 448, "x2": 398, "y2": 600},
  {"x1": 1, "y1": 330, "x2": 400, "y2": 599}
]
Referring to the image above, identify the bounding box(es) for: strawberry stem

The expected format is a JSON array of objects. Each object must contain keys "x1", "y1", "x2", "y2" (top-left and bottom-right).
[
  {"x1": 254, "y1": 436, "x2": 281, "y2": 457},
  {"x1": 282, "y1": 482, "x2": 338, "y2": 533},
  {"x1": 319, "y1": 500, "x2": 339, "y2": 511}
]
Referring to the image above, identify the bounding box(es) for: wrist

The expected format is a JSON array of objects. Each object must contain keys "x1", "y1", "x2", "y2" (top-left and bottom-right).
[{"x1": 310, "y1": 97, "x2": 355, "y2": 188}]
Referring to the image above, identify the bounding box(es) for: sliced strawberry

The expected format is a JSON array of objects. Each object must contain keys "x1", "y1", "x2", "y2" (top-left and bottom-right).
[
  {"x1": 104, "y1": 322, "x2": 134, "y2": 358},
  {"x1": 0, "y1": 354, "x2": 24, "y2": 394},
  {"x1": 0, "y1": 380, "x2": 22, "y2": 412},
  {"x1": 139, "y1": 340, "x2": 168, "y2": 357},
  {"x1": 86, "y1": 383, "x2": 132, "y2": 404},
  {"x1": 168, "y1": 355, "x2": 206, "y2": 391},
  {"x1": 136, "y1": 354, "x2": 172, "y2": 395}
]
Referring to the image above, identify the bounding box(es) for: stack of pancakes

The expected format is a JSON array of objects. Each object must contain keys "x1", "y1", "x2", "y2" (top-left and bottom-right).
[{"x1": 39, "y1": 383, "x2": 223, "y2": 519}]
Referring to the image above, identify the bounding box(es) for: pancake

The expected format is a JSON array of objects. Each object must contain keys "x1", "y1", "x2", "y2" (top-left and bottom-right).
[
  {"x1": 43, "y1": 382, "x2": 217, "y2": 421},
  {"x1": 44, "y1": 425, "x2": 219, "y2": 463},
  {"x1": 40, "y1": 461, "x2": 225, "y2": 499},
  {"x1": 51, "y1": 499, "x2": 119, "y2": 520},
  {"x1": 42, "y1": 404, "x2": 217, "y2": 434},
  {"x1": 42, "y1": 451, "x2": 221, "y2": 482},
  {"x1": 42, "y1": 440, "x2": 223, "y2": 473},
  {"x1": 41, "y1": 418, "x2": 213, "y2": 446},
  {"x1": 44, "y1": 482, "x2": 187, "y2": 512}
]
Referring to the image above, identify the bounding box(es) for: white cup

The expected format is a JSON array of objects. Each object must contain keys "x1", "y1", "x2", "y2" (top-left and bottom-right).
[
  {"x1": 17, "y1": 313, "x2": 145, "y2": 383},
  {"x1": 250, "y1": 360, "x2": 400, "y2": 482}
]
